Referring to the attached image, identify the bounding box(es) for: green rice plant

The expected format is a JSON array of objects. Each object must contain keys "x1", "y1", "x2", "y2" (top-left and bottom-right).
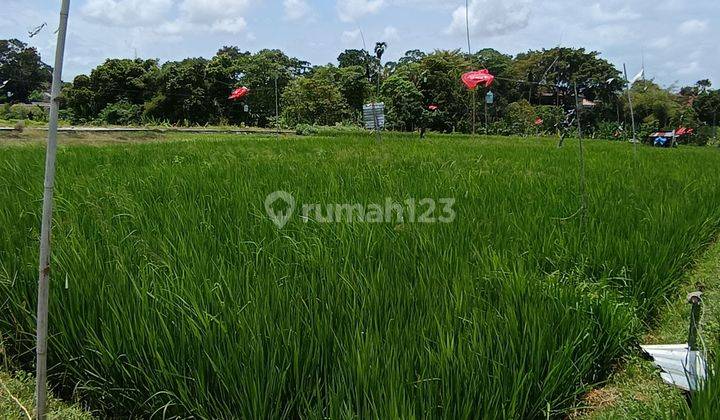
[{"x1": 1, "y1": 133, "x2": 720, "y2": 417}]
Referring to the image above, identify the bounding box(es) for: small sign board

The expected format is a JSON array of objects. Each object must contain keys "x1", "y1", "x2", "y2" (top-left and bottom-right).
[
  {"x1": 485, "y1": 91, "x2": 494, "y2": 104},
  {"x1": 363, "y1": 102, "x2": 385, "y2": 130}
]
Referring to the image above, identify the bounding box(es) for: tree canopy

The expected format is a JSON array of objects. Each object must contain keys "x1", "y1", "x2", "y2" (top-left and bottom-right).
[
  {"x1": 0, "y1": 39, "x2": 51, "y2": 103},
  {"x1": 2, "y1": 37, "x2": 713, "y2": 141}
]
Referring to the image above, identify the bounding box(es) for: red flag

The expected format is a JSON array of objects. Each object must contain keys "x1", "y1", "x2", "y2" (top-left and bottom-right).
[
  {"x1": 461, "y1": 69, "x2": 495, "y2": 90},
  {"x1": 229, "y1": 86, "x2": 250, "y2": 100}
]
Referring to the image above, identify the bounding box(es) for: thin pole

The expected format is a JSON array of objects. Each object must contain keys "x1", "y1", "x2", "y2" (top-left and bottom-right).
[
  {"x1": 484, "y1": 92, "x2": 488, "y2": 135},
  {"x1": 574, "y1": 82, "x2": 587, "y2": 236},
  {"x1": 574, "y1": 82, "x2": 582, "y2": 139},
  {"x1": 376, "y1": 62, "x2": 382, "y2": 142},
  {"x1": 623, "y1": 64, "x2": 638, "y2": 156},
  {"x1": 274, "y1": 73, "x2": 280, "y2": 139},
  {"x1": 466, "y1": 0, "x2": 475, "y2": 136},
  {"x1": 465, "y1": 0, "x2": 472, "y2": 56},
  {"x1": 36, "y1": 0, "x2": 70, "y2": 418},
  {"x1": 472, "y1": 90, "x2": 476, "y2": 135}
]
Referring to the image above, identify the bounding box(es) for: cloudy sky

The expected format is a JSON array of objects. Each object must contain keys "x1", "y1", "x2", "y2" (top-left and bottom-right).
[{"x1": 1, "y1": 0, "x2": 717, "y2": 88}]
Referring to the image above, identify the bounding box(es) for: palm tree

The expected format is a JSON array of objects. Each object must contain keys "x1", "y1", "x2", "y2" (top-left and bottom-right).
[{"x1": 374, "y1": 42, "x2": 387, "y2": 61}]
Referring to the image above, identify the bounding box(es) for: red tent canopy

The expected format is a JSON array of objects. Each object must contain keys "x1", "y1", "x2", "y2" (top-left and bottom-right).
[
  {"x1": 461, "y1": 69, "x2": 495, "y2": 90},
  {"x1": 229, "y1": 86, "x2": 250, "y2": 101}
]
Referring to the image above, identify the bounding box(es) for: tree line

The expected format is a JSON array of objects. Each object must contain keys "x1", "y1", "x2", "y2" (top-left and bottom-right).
[{"x1": 1, "y1": 38, "x2": 718, "y2": 141}]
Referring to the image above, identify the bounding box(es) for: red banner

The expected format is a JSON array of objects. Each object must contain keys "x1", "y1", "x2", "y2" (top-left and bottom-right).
[
  {"x1": 461, "y1": 69, "x2": 495, "y2": 90},
  {"x1": 229, "y1": 87, "x2": 250, "y2": 100}
]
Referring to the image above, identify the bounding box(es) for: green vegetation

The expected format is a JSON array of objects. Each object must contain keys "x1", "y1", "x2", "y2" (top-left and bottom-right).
[
  {"x1": 0, "y1": 370, "x2": 90, "y2": 419},
  {"x1": 12, "y1": 43, "x2": 705, "y2": 142},
  {"x1": 586, "y1": 234, "x2": 720, "y2": 419},
  {"x1": 1, "y1": 133, "x2": 720, "y2": 417},
  {"x1": 0, "y1": 39, "x2": 51, "y2": 104}
]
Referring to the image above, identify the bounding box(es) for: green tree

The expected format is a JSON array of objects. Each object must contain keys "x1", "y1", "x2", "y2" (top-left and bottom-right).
[
  {"x1": 234, "y1": 49, "x2": 310, "y2": 126},
  {"x1": 415, "y1": 50, "x2": 471, "y2": 132},
  {"x1": 338, "y1": 49, "x2": 372, "y2": 68},
  {"x1": 512, "y1": 47, "x2": 622, "y2": 107},
  {"x1": 281, "y1": 74, "x2": 350, "y2": 126},
  {"x1": 62, "y1": 58, "x2": 159, "y2": 122},
  {"x1": 147, "y1": 58, "x2": 212, "y2": 125},
  {"x1": 626, "y1": 80, "x2": 685, "y2": 130},
  {"x1": 693, "y1": 89, "x2": 720, "y2": 126},
  {"x1": 0, "y1": 39, "x2": 51, "y2": 103},
  {"x1": 381, "y1": 75, "x2": 423, "y2": 131}
]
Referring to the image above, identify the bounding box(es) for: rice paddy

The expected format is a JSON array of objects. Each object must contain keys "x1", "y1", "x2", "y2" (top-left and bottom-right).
[{"x1": 1, "y1": 132, "x2": 720, "y2": 418}]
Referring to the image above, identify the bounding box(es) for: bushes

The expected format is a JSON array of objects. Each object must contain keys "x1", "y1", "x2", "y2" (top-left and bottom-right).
[
  {"x1": 0, "y1": 104, "x2": 48, "y2": 122},
  {"x1": 282, "y1": 76, "x2": 351, "y2": 126},
  {"x1": 97, "y1": 101, "x2": 142, "y2": 126}
]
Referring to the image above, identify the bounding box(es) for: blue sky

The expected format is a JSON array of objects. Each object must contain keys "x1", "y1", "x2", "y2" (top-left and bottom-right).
[{"x1": 2, "y1": 0, "x2": 718, "y2": 88}]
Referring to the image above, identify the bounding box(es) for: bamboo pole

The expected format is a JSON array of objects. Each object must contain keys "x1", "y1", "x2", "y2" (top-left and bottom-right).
[
  {"x1": 484, "y1": 91, "x2": 488, "y2": 135},
  {"x1": 36, "y1": 1, "x2": 70, "y2": 418},
  {"x1": 623, "y1": 64, "x2": 638, "y2": 157},
  {"x1": 274, "y1": 73, "x2": 280, "y2": 139},
  {"x1": 472, "y1": 89, "x2": 476, "y2": 135},
  {"x1": 574, "y1": 82, "x2": 588, "y2": 239}
]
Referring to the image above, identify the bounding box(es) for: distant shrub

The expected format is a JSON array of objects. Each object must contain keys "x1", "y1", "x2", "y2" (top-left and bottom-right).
[
  {"x1": 98, "y1": 101, "x2": 142, "y2": 126},
  {"x1": 504, "y1": 100, "x2": 537, "y2": 136},
  {"x1": 0, "y1": 103, "x2": 10, "y2": 119},
  {"x1": 295, "y1": 124, "x2": 318, "y2": 136},
  {"x1": 7, "y1": 104, "x2": 29, "y2": 120},
  {"x1": 534, "y1": 105, "x2": 564, "y2": 134},
  {"x1": 594, "y1": 122, "x2": 628, "y2": 141}
]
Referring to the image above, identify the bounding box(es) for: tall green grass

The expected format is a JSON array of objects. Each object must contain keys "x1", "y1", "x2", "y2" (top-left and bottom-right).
[{"x1": 1, "y1": 133, "x2": 720, "y2": 417}]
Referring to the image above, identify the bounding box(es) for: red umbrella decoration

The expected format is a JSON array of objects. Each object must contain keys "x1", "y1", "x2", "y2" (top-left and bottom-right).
[
  {"x1": 461, "y1": 69, "x2": 495, "y2": 90},
  {"x1": 228, "y1": 86, "x2": 250, "y2": 101}
]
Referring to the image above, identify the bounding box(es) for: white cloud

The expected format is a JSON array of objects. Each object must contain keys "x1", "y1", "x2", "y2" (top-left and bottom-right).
[
  {"x1": 678, "y1": 19, "x2": 707, "y2": 35},
  {"x1": 337, "y1": 0, "x2": 385, "y2": 22},
  {"x1": 382, "y1": 26, "x2": 399, "y2": 41},
  {"x1": 81, "y1": 0, "x2": 172, "y2": 26},
  {"x1": 589, "y1": 3, "x2": 640, "y2": 22},
  {"x1": 341, "y1": 29, "x2": 362, "y2": 45},
  {"x1": 284, "y1": 0, "x2": 312, "y2": 21},
  {"x1": 447, "y1": 0, "x2": 530, "y2": 37},
  {"x1": 648, "y1": 36, "x2": 671, "y2": 50},
  {"x1": 81, "y1": 0, "x2": 254, "y2": 34},
  {"x1": 179, "y1": 0, "x2": 251, "y2": 24},
  {"x1": 209, "y1": 17, "x2": 248, "y2": 34}
]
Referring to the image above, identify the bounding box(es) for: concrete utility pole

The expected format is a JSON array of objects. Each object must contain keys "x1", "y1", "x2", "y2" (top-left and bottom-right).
[{"x1": 36, "y1": 0, "x2": 70, "y2": 418}]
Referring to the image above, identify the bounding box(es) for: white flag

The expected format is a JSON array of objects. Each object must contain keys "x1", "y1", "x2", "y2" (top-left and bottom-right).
[{"x1": 630, "y1": 68, "x2": 645, "y2": 84}]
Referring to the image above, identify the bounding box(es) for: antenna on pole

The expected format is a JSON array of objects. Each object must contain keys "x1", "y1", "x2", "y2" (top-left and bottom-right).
[{"x1": 36, "y1": 1, "x2": 71, "y2": 418}]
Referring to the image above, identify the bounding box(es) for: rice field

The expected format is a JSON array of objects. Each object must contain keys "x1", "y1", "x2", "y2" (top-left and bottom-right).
[{"x1": 1, "y1": 132, "x2": 720, "y2": 418}]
